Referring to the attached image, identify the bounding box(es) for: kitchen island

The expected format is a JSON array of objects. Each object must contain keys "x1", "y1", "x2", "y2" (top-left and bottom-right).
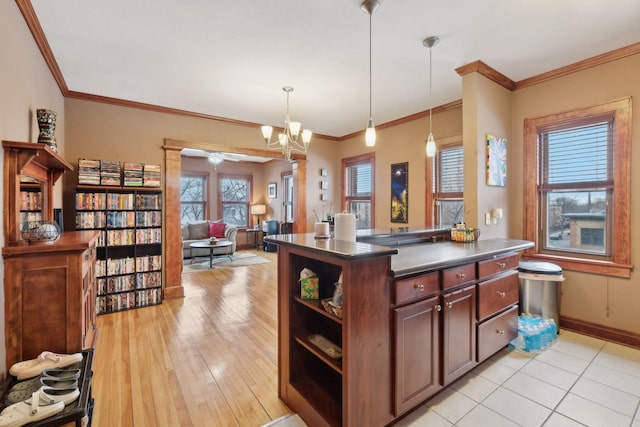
[{"x1": 265, "y1": 232, "x2": 533, "y2": 427}]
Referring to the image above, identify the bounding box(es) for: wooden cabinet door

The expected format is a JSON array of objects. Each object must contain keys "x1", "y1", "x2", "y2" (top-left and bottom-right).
[
  {"x1": 394, "y1": 295, "x2": 440, "y2": 415},
  {"x1": 442, "y1": 285, "x2": 477, "y2": 386}
]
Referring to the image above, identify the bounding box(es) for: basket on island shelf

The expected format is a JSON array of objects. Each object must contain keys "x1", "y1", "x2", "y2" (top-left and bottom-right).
[{"x1": 321, "y1": 298, "x2": 343, "y2": 319}]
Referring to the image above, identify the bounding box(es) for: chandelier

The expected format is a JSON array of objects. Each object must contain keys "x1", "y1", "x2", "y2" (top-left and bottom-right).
[
  {"x1": 424, "y1": 36, "x2": 439, "y2": 157},
  {"x1": 261, "y1": 87, "x2": 312, "y2": 160}
]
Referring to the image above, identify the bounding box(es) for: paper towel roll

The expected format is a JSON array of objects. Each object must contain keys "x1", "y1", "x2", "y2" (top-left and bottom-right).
[
  {"x1": 314, "y1": 222, "x2": 330, "y2": 238},
  {"x1": 334, "y1": 213, "x2": 356, "y2": 242}
]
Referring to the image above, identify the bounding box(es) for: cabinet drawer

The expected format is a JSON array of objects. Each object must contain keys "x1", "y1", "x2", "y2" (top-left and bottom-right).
[
  {"x1": 477, "y1": 305, "x2": 518, "y2": 362},
  {"x1": 478, "y1": 253, "x2": 519, "y2": 280},
  {"x1": 442, "y1": 263, "x2": 476, "y2": 290},
  {"x1": 477, "y1": 270, "x2": 519, "y2": 321},
  {"x1": 394, "y1": 272, "x2": 439, "y2": 305}
]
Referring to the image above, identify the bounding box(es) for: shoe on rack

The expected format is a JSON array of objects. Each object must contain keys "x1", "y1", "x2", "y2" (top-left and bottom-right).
[
  {"x1": 2, "y1": 386, "x2": 79, "y2": 414},
  {"x1": 9, "y1": 352, "x2": 83, "y2": 380},
  {"x1": 36, "y1": 387, "x2": 80, "y2": 407},
  {"x1": 42, "y1": 368, "x2": 81, "y2": 381},
  {"x1": 6, "y1": 378, "x2": 39, "y2": 394},
  {"x1": 40, "y1": 378, "x2": 78, "y2": 390},
  {"x1": 0, "y1": 390, "x2": 64, "y2": 427}
]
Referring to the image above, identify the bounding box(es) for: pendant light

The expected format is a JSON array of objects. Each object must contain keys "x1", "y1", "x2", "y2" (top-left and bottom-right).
[
  {"x1": 361, "y1": 0, "x2": 380, "y2": 147},
  {"x1": 424, "y1": 36, "x2": 439, "y2": 157}
]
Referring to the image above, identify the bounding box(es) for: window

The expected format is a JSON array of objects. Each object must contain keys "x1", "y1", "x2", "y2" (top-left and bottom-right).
[
  {"x1": 180, "y1": 173, "x2": 207, "y2": 222},
  {"x1": 218, "y1": 174, "x2": 252, "y2": 228},
  {"x1": 434, "y1": 145, "x2": 464, "y2": 227},
  {"x1": 342, "y1": 153, "x2": 375, "y2": 229},
  {"x1": 282, "y1": 173, "x2": 294, "y2": 223},
  {"x1": 524, "y1": 98, "x2": 631, "y2": 278}
]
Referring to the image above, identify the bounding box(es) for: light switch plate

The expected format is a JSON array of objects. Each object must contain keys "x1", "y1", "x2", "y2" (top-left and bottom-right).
[{"x1": 485, "y1": 212, "x2": 491, "y2": 225}]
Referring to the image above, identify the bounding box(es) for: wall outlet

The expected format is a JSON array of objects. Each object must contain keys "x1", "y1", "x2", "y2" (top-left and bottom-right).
[{"x1": 485, "y1": 212, "x2": 491, "y2": 226}]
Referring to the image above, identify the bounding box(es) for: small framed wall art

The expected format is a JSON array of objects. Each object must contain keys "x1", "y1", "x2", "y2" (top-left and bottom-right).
[
  {"x1": 320, "y1": 168, "x2": 328, "y2": 177},
  {"x1": 268, "y1": 182, "x2": 277, "y2": 198},
  {"x1": 320, "y1": 181, "x2": 329, "y2": 190},
  {"x1": 390, "y1": 162, "x2": 408, "y2": 223},
  {"x1": 486, "y1": 134, "x2": 507, "y2": 187}
]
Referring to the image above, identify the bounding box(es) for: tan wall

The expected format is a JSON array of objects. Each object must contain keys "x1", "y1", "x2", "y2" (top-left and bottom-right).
[
  {"x1": 511, "y1": 53, "x2": 640, "y2": 334},
  {"x1": 462, "y1": 73, "x2": 513, "y2": 238},
  {"x1": 0, "y1": 1, "x2": 66, "y2": 374},
  {"x1": 337, "y1": 108, "x2": 463, "y2": 228}
]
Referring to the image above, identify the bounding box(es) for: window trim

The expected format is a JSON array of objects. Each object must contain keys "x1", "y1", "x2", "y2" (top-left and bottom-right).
[
  {"x1": 180, "y1": 172, "x2": 209, "y2": 222},
  {"x1": 523, "y1": 97, "x2": 632, "y2": 278},
  {"x1": 217, "y1": 173, "x2": 253, "y2": 229},
  {"x1": 342, "y1": 152, "x2": 375, "y2": 229}
]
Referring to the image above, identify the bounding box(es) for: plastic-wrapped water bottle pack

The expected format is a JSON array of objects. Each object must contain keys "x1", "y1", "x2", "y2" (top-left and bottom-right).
[{"x1": 509, "y1": 315, "x2": 558, "y2": 353}]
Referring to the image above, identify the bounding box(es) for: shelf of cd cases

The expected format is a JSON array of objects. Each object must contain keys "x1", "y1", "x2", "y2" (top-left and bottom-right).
[{"x1": 74, "y1": 186, "x2": 163, "y2": 314}]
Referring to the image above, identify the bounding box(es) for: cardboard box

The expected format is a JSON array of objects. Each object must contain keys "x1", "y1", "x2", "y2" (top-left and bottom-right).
[{"x1": 301, "y1": 276, "x2": 319, "y2": 299}]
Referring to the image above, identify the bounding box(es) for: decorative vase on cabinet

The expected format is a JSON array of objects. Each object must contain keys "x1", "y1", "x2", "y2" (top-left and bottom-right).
[{"x1": 36, "y1": 108, "x2": 57, "y2": 152}]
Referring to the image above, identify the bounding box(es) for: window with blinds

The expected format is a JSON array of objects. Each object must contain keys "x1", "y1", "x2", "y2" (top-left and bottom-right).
[
  {"x1": 538, "y1": 115, "x2": 613, "y2": 256},
  {"x1": 434, "y1": 145, "x2": 464, "y2": 227},
  {"x1": 524, "y1": 98, "x2": 631, "y2": 277},
  {"x1": 343, "y1": 153, "x2": 374, "y2": 229}
]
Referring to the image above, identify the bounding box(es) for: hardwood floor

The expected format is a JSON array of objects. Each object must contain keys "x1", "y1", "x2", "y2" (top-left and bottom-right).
[{"x1": 92, "y1": 250, "x2": 293, "y2": 427}]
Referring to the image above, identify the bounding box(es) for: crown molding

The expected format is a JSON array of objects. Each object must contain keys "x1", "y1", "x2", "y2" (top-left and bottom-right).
[{"x1": 455, "y1": 60, "x2": 516, "y2": 90}]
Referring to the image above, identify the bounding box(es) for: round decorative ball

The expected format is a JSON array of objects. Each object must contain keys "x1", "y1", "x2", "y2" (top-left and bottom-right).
[{"x1": 21, "y1": 221, "x2": 60, "y2": 243}]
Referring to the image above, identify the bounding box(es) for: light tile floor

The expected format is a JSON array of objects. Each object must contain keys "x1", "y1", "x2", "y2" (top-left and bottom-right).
[{"x1": 268, "y1": 330, "x2": 640, "y2": 427}]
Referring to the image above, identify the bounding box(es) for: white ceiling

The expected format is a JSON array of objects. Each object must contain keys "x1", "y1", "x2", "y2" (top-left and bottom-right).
[{"x1": 31, "y1": 0, "x2": 640, "y2": 138}]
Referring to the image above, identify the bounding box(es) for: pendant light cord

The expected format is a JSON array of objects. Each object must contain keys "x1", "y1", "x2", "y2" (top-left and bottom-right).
[
  {"x1": 429, "y1": 46, "x2": 432, "y2": 133},
  {"x1": 369, "y1": 12, "x2": 373, "y2": 120}
]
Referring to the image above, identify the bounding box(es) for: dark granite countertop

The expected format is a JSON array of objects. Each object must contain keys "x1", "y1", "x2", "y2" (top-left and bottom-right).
[
  {"x1": 265, "y1": 233, "x2": 533, "y2": 276},
  {"x1": 389, "y1": 238, "x2": 533, "y2": 277},
  {"x1": 264, "y1": 233, "x2": 398, "y2": 260}
]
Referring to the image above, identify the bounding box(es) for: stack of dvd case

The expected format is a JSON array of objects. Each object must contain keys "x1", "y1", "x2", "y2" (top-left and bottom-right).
[
  {"x1": 100, "y1": 160, "x2": 121, "y2": 186},
  {"x1": 78, "y1": 159, "x2": 100, "y2": 185}
]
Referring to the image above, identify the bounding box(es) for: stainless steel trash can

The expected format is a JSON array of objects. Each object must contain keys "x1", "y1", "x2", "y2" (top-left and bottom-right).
[{"x1": 518, "y1": 261, "x2": 564, "y2": 327}]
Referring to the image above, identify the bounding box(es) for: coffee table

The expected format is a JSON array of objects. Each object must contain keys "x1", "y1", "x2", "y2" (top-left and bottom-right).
[{"x1": 189, "y1": 240, "x2": 233, "y2": 268}]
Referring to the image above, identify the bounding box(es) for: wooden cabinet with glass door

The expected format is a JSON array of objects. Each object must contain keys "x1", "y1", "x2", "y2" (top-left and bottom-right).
[{"x1": 2, "y1": 141, "x2": 99, "y2": 371}]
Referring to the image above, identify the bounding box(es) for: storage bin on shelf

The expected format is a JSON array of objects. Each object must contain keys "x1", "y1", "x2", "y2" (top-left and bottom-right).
[{"x1": 450, "y1": 224, "x2": 480, "y2": 242}]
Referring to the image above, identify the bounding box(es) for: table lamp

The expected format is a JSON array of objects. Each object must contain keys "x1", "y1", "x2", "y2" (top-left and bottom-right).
[{"x1": 250, "y1": 204, "x2": 266, "y2": 228}]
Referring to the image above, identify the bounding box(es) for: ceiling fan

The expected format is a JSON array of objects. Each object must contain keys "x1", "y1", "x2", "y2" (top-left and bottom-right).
[{"x1": 181, "y1": 148, "x2": 272, "y2": 164}]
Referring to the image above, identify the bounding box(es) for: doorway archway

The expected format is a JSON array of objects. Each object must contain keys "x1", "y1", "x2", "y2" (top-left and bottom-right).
[{"x1": 162, "y1": 138, "x2": 307, "y2": 298}]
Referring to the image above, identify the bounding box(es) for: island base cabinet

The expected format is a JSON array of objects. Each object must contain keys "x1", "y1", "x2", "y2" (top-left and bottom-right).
[
  {"x1": 442, "y1": 285, "x2": 477, "y2": 386},
  {"x1": 393, "y1": 295, "x2": 441, "y2": 415},
  {"x1": 478, "y1": 305, "x2": 518, "y2": 362}
]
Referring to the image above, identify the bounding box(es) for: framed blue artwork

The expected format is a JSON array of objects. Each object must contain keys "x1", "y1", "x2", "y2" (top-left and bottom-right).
[
  {"x1": 391, "y1": 162, "x2": 408, "y2": 223},
  {"x1": 486, "y1": 134, "x2": 507, "y2": 187}
]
